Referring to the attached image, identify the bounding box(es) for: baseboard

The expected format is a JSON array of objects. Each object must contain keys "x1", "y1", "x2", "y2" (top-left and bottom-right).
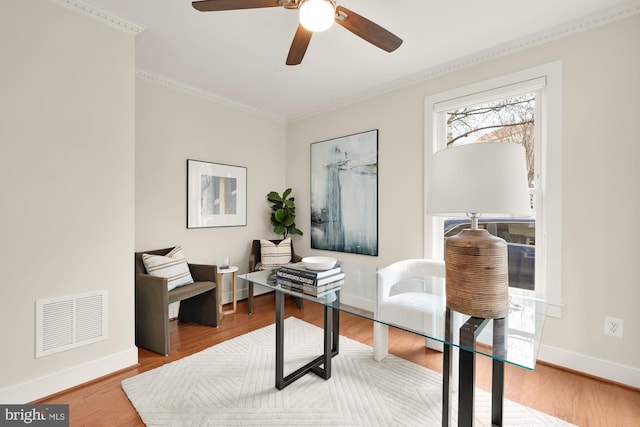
[
  {"x1": 0, "y1": 347, "x2": 138, "y2": 404},
  {"x1": 538, "y1": 344, "x2": 640, "y2": 389}
]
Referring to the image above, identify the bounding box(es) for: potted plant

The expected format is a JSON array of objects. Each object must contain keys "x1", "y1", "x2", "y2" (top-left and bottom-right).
[{"x1": 267, "y1": 188, "x2": 303, "y2": 238}]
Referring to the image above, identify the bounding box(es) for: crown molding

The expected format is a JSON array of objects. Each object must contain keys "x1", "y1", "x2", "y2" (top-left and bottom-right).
[
  {"x1": 286, "y1": 1, "x2": 640, "y2": 122},
  {"x1": 136, "y1": 70, "x2": 285, "y2": 124},
  {"x1": 49, "y1": 0, "x2": 146, "y2": 35},
  {"x1": 51, "y1": 0, "x2": 640, "y2": 123}
]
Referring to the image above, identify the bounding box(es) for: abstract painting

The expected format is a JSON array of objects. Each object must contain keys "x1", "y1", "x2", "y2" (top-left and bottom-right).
[{"x1": 310, "y1": 130, "x2": 378, "y2": 255}]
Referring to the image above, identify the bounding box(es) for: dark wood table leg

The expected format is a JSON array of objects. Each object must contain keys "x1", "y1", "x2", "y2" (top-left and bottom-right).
[
  {"x1": 274, "y1": 291, "x2": 339, "y2": 390},
  {"x1": 458, "y1": 317, "x2": 491, "y2": 427},
  {"x1": 275, "y1": 290, "x2": 285, "y2": 389},
  {"x1": 311, "y1": 305, "x2": 333, "y2": 379},
  {"x1": 491, "y1": 318, "x2": 506, "y2": 426},
  {"x1": 442, "y1": 308, "x2": 454, "y2": 427},
  {"x1": 332, "y1": 298, "x2": 340, "y2": 355}
]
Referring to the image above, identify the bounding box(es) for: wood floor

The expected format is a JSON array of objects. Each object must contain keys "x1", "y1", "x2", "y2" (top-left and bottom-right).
[{"x1": 36, "y1": 294, "x2": 640, "y2": 427}]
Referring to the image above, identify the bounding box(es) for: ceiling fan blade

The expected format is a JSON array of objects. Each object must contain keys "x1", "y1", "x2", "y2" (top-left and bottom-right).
[
  {"x1": 192, "y1": 0, "x2": 280, "y2": 12},
  {"x1": 286, "y1": 24, "x2": 313, "y2": 66},
  {"x1": 335, "y1": 6, "x2": 402, "y2": 52}
]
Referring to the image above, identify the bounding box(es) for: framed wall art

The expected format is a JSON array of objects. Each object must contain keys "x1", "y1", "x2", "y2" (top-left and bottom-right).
[
  {"x1": 310, "y1": 129, "x2": 378, "y2": 256},
  {"x1": 187, "y1": 159, "x2": 247, "y2": 228}
]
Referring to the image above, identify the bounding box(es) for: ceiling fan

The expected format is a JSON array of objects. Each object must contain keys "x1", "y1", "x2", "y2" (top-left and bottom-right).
[{"x1": 192, "y1": 0, "x2": 403, "y2": 65}]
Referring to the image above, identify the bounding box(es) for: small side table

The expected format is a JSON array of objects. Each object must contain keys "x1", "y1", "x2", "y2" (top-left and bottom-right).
[{"x1": 217, "y1": 266, "x2": 239, "y2": 319}]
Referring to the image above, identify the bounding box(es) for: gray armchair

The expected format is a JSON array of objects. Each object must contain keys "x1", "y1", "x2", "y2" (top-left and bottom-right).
[{"x1": 134, "y1": 247, "x2": 219, "y2": 355}]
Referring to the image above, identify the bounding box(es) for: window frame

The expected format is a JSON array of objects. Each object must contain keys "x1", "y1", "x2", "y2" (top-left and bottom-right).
[{"x1": 424, "y1": 61, "x2": 563, "y2": 317}]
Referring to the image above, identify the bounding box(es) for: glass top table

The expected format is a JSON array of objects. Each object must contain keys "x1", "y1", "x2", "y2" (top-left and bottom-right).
[
  {"x1": 239, "y1": 263, "x2": 546, "y2": 369},
  {"x1": 239, "y1": 262, "x2": 547, "y2": 427}
]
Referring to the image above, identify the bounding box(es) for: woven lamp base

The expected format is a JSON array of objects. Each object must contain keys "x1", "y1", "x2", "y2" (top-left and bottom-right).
[{"x1": 445, "y1": 228, "x2": 509, "y2": 319}]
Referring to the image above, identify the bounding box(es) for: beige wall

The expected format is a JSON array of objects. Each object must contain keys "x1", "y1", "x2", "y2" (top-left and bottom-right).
[
  {"x1": 0, "y1": 1, "x2": 136, "y2": 402},
  {"x1": 135, "y1": 78, "x2": 287, "y2": 301},
  {"x1": 287, "y1": 15, "x2": 640, "y2": 384}
]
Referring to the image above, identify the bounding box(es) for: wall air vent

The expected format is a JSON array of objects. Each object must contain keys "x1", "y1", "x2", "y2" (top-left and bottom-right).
[{"x1": 35, "y1": 290, "x2": 108, "y2": 358}]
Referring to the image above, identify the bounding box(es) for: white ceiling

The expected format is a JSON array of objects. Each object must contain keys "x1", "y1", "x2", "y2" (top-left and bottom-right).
[{"x1": 75, "y1": 0, "x2": 639, "y2": 120}]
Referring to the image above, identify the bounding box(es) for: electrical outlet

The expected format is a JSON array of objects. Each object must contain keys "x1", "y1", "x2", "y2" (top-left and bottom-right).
[{"x1": 604, "y1": 316, "x2": 624, "y2": 338}]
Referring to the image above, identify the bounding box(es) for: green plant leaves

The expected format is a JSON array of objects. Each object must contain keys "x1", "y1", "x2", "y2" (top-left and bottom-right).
[
  {"x1": 267, "y1": 188, "x2": 303, "y2": 238},
  {"x1": 289, "y1": 227, "x2": 303, "y2": 236},
  {"x1": 274, "y1": 208, "x2": 289, "y2": 223},
  {"x1": 267, "y1": 191, "x2": 282, "y2": 203}
]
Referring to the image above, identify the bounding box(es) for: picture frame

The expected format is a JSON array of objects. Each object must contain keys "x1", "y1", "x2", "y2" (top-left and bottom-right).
[
  {"x1": 187, "y1": 159, "x2": 247, "y2": 228},
  {"x1": 310, "y1": 129, "x2": 378, "y2": 255}
]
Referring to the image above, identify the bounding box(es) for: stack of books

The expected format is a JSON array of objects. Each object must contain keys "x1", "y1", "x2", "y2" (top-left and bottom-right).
[{"x1": 276, "y1": 262, "x2": 344, "y2": 297}]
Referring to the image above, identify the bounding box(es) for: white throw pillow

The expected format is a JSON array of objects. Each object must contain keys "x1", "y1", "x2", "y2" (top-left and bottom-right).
[
  {"x1": 259, "y1": 238, "x2": 292, "y2": 270},
  {"x1": 142, "y1": 246, "x2": 194, "y2": 291}
]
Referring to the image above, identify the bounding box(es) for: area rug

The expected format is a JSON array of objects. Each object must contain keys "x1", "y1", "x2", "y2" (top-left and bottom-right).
[{"x1": 122, "y1": 317, "x2": 575, "y2": 426}]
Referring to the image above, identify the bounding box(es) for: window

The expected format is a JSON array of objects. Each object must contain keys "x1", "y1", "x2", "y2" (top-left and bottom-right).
[
  {"x1": 424, "y1": 62, "x2": 563, "y2": 317},
  {"x1": 445, "y1": 91, "x2": 536, "y2": 292}
]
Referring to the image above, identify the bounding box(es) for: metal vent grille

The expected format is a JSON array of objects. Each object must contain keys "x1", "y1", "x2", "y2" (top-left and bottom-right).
[
  {"x1": 42, "y1": 299, "x2": 74, "y2": 352},
  {"x1": 36, "y1": 290, "x2": 108, "y2": 358}
]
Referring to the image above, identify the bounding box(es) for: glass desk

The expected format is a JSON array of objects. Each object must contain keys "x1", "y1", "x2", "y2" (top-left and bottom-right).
[{"x1": 239, "y1": 263, "x2": 547, "y2": 427}]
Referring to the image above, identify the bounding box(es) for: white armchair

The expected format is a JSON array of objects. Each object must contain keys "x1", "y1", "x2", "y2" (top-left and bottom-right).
[{"x1": 373, "y1": 259, "x2": 446, "y2": 361}]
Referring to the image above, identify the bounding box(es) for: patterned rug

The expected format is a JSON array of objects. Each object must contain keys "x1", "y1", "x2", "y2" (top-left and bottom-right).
[{"x1": 122, "y1": 317, "x2": 575, "y2": 426}]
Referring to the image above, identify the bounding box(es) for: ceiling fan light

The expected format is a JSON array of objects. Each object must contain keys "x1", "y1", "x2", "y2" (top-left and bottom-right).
[{"x1": 299, "y1": 0, "x2": 335, "y2": 32}]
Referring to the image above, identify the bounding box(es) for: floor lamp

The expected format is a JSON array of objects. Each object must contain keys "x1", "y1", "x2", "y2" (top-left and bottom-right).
[{"x1": 426, "y1": 142, "x2": 531, "y2": 319}]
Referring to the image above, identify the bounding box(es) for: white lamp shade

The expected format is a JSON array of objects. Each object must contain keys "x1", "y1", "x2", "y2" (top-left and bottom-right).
[
  {"x1": 299, "y1": 0, "x2": 335, "y2": 32},
  {"x1": 426, "y1": 142, "x2": 531, "y2": 218}
]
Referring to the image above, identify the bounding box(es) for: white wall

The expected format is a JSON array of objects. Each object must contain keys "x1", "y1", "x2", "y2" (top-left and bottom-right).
[
  {"x1": 286, "y1": 15, "x2": 640, "y2": 386},
  {"x1": 135, "y1": 77, "x2": 287, "y2": 302},
  {"x1": 0, "y1": 1, "x2": 136, "y2": 402}
]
